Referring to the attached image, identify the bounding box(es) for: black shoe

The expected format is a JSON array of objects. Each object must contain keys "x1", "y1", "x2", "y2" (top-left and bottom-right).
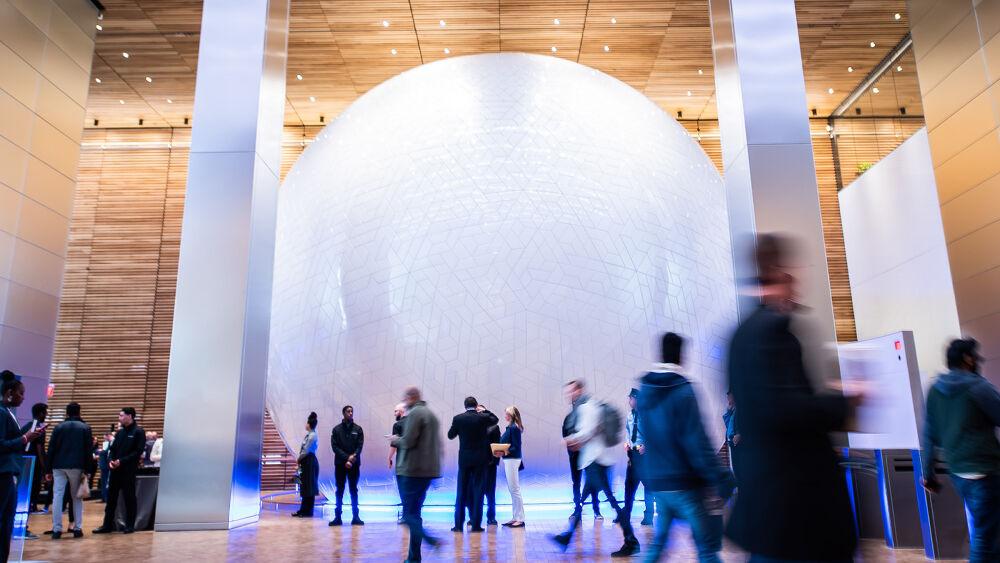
[
  {"x1": 450, "y1": 526, "x2": 463, "y2": 532},
  {"x1": 640, "y1": 518, "x2": 653, "y2": 526},
  {"x1": 291, "y1": 511, "x2": 302, "y2": 518},
  {"x1": 351, "y1": 517, "x2": 364, "y2": 526},
  {"x1": 397, "y1": 518, "x2": 405, "y2": 525},
  {"x1": 123, "y1": 528, "x2": 135, "y2": 534},
  {"x1": 487, "y1": 520, "x2": 498, "y2": 526},
  {"x1": 550, "y1": 533, "x2": 571, "y2": 551},
  {"x1": 92, "y1": 527, "x2": 114, "y2": 534},
  {"x1": 51, "y1": 531, "x2": 61, "y2": 540},
  {"x1": 611, "y1": 542, "x2": 640, "y2": 557},
  {"x1": 469, "y1": 526, "x2": 485, "y2": 533},
  {"x1": 72, "y1": 529, "x2": 83, "y2": 538},
  {"x1": 509, "y1": 522, "x2": 525, "y2": 528},
  {"x1": 43, "y1": 530, "x2": 54, "y2": 535},
  {"x1": 612, "y1": 516, "x2": 621, "y2": 524},
  {"x1": 328, "y1": 517, "x2": 343, "y2": 526}
]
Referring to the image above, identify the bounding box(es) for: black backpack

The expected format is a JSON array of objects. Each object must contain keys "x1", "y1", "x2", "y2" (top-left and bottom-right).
[{"x1": 598, "y1": 401, "x2": 623, "y2": 446}]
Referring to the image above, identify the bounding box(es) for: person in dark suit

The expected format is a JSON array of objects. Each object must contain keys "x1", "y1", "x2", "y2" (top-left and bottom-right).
[
  {"x1": 0, "y1": 370, "x2": 44, "y2": 562},
  {"x1": 93, "y1": 407, "x2": 145, "y2": 534},
  {"x1": 447, "y1": 396, "x2": 498, "y2": 532},
  {"x1": 22, "y1": 403, "x2": 47, "y2": 515},
  {"x1": 483, "y1": 424, "x2": 501, "y2": 526},
  {"x1": 725, "y1": 234, "x2": 865, "y2": 562}
]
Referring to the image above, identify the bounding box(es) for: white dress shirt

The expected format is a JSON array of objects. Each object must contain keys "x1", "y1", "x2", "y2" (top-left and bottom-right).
[{"x1": 566, "y1": 397, "x2": 618, "y2": 470}]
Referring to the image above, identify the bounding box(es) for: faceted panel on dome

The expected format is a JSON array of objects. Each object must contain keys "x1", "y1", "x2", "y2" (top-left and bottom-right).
[{"x1": 268, "y1": 53, "x2": 737, "y2": 497}]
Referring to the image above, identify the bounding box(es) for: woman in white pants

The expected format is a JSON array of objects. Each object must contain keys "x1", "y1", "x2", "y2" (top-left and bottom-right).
[{"x1": 498, "y1": 406, "x2": 525, "y2": 527}]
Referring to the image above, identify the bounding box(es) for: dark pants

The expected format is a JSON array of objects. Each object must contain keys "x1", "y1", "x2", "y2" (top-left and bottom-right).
[
  {"x1": 0, "y1": 474, "x2": 16, "y2": 563},
  {"x1": 568, "y1": 450, "x2": 601, "y2": 516},
  {"x1": 484, "y1": 463, "x2": 497, "y2": 522},
  {"x1": 399, "y1": 475, "x2": 437, "y2": 562},
  {"x1": 26, "y1": 455, "x2": 43, "y2": 510},
  {"x1": 98, "y1": 452, "x2": 110, "y2": 502},
  {"x1": 729, "y1": 444, "x2": 742, "y2": 486},
  {"x1": 455, "y1": 463, "x2": 485, "y2": 528},
  {"x1": 624, "y1": 457, "x2": 653, "y2": 522},
  {"x1": 566, "y1": 463, "x2": 637, "y2": 546},
  {"x1": 299, "y1": 494, "x2": 315, "y2": 517},
  {"x1": 102, "y1": 469, "x2": 136, "y2": 530},
  {"x1": 953, "y1": 473, "x2": 1000, "y2": 562},
  {"x1": 334, "y1": 464, "x2": 360, "y2": 518}
]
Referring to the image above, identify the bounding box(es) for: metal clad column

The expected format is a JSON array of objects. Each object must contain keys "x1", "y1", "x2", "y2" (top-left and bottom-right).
[
  {"x1": 155, "y1": 0, "x2": 289, "y2": 531},
  {"x1": 709, "y1": 0, "x2": 841, "y2": 379}
]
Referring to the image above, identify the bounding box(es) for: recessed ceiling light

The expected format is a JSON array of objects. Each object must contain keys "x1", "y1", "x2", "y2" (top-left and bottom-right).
[
  {"x1": 848, "y1": 66, "x2": 854, "y2": 72},
  {"x1": 296, "y1": 74, "x2": 303, "y2": 80},
  {"x1": 167, "y1": 98, "x2": 173, "y2": 104},
  {"x1": 827, "y1": 88, "x2": 834, "y2": 94},
  {"x1": 439, "y1": 19, "x2": 446, "y2": 27},
  {"x1": 391, "y1": 48, "x2": 398, "y2": 55},
  {"x1": 309, "y1": 96, "x2": 316, "y2": 102},
  {"x1": 894, "y1": 13, "x2": 901, "y2": 20},
  {"x1": 553, "y1": 18, "x2": 560, "y2": 25},
  {"x1": 686, "y1": 91, "x2": 692, "y2": 96},
  {"x1": 896, "y1": 65, "x2": 903, "y2": 72},
  {"x1": 603, "y1": 45, "x2": 611, "y2": 52},
  {"x1": 444, "y1": 48, "x2": 450, "y2": 54},
  {"x1": 382, "y1": 20, "x2": 390, "y2": 27},
  {"x1": 145, "y1": 76, "x2": 152, "y2": 83},
  {"x1": 95, "y1": 24, "x2": 102, "y2": 31},
  {"x1": 119, "y1": 99, "x2": 125, "y2": 104},
  {"x1": 94, "y1": 77, "x2": 102, "y2": 83},
  {"x1": 872, "y1": 87, "x2": 880, "y2": 94},
  {"x1": 826, "y1": 124, "x2": 833, "y2": 132},
  {"x1": 122, "y1": 52, "x2": 129, "y2": 58},
  {"x1": 610, "y1": 17, "x2": 617, "y2": 24},
  {"x1": 551, "y1": 46, "x2": 557, "y2": 53},
  {"x1": 869, "y1": 41, "x2": 876, "y2": 48},
  {"x1": 97, "y1": 13, "x2": 103, "y2": 20},
  {"x1": 698, "y1": 69, "x2": 704, "y2": 75}
]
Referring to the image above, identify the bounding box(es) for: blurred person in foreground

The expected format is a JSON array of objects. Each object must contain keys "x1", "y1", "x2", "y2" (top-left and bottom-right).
[
  {"x1": 725, "y1": 233, "x2": 864, "y2": 562},
  {"x1": 637, "y1": 332, "x2": 734, "y2": 562},
  {"x1": 390, "y1": 387, "x2": 443, "y2": 562},
  {"x1": 0, "y1": 370, "x2": 45, "y2": 561},
  {"x1": 922, "y1": 338, "x2": 1000, "y2": 562}
]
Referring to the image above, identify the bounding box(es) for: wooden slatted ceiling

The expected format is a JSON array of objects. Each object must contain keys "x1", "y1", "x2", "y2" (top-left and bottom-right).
[{"x1": 85, "y1": 0, "x2": 914, "y2": 128}]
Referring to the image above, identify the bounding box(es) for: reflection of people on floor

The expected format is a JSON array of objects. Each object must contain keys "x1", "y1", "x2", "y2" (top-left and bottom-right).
[
  {"x1": 447, "y1": 397, "x2": 497, "y2": 533},
  {"x1": 0, "y1": 370, "x2": 44, "y2": 561},
  {"x1": 390, "y1": 386, "x2": 443, "y2": 562},
  {"x1": 292, "y1": 412, "x2": 319, "y2": 518},
  {"x1": 329, "y1": 405, "x2": 364, "y2": 526},
  {"x1": 496, "y1": 406, "x2": 525, "y2": 528},
  {"x1": 388, "y1": 403, "x2": 407, "y2": 524}
]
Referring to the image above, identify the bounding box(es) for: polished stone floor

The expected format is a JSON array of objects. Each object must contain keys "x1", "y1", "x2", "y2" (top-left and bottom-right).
[{"x1": 22, "y1": 500, "x2": 956, "y2": 562}]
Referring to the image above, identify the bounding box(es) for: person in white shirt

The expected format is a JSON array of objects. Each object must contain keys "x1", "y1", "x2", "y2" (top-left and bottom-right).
[
  {"x1": 149, "y1": 437, "x2": 163, "y2": 467},
  {"x1": 550, "y1": 379, "x2": 639, "y2": 558}
]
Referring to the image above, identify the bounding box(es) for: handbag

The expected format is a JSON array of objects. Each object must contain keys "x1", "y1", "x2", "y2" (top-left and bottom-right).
[{"x1": 76, "y1": 475, "x2": 91, "y2": 499}]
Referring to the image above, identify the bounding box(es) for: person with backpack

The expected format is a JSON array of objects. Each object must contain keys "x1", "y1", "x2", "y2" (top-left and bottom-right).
[
  {"x1": 922, "y1": 338, "x2": 1000, "y2": 561},
  {"x1": 550, "y1": 379, "x2": 639, "y2": 557},
  {"x1": 638, "y1": 333, "x2": 735, "y2": 562}
]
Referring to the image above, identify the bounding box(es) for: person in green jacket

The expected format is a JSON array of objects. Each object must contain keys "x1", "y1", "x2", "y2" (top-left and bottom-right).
[
  {"x1": 390, "y1": 387, "x2": 442, "y2": 562},
  {"x1": 922, "y1": 338, "x2": 1000, "y2": 562}
]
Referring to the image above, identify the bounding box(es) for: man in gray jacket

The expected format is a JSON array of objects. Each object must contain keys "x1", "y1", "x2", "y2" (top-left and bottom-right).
[
  {"x1": 390, "y1": 387, "x2": 442, "y2": 562},
  {"x1": 46, "y1": 403, "x2": 92, "y2": 539}
]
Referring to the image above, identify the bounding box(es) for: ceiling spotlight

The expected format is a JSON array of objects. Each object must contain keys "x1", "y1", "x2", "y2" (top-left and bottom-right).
[
  {"x1": 848, "y1": 66, "x2": 854, "y2": 72},
  {"x1": 686, "y1": 91, "x2": 692, "y2": 97},
  {"x1": 553, "y1": 18, "x2": 560, "y2": 25},
  {"x1": 391, "y1": 48, "x2": 398, "y2": 55},
  {"x1": 827, "y1": 87, "x2": 834, "y2": 94},
  {"x1": 119, "y1": 99, "x2": 125, "y2": 104},
  {"x1": 382, "y1": 20, "x2": 390, "y2": 27},
  {"x1": 869, "y1": 41, "x2": 876, "y2": 48},
  {"x1": 444, "y1": 48, "x2": 451, "y2": 54},
  {"x1": 896, "y1": 65, "x2": 903, "y2": 72},
  {"x1": 894, "y1": 13, "x2": 901, "y2": 20},
  {"x1": 872, "y1": 87, "x2": 880, "y2": 94},
  {"x1": 97, "y1": 12, "x2": 103, "y2": 20},
  {"x1": 122, "y1": 52, "x2": 130, "y2": 58},
  {"x1": 296, "y1": 74, "x2": 303, "y2": 80},
  {"x1": 145, "y1": 76, "x2": 152, "y2": 83},
  {"x1": 610, "y1": 17, "x2": 617, "y2": 24},
  {"x1": 95, "y1": 24, "x2": 102, "y2": 31},
  {"x1": 603, "y1": 45, "x2": 611, "y2": 52},
  {"x1": 166, "y1": 98, "x2": 173, "y2": 104},
  {"x1": 439, "y1": 19, "x2": 446, "y2": 27},
  {"x1": 697, "y1": 69, "x2": 704, "y2": 75},
  {"x1": 94, "y1": 77, "x2": 102, "y2": 83},
  {"x1": 551, "y1": 46, "x2": 558, "y2": 53},
  {"x1": 826, "y1": 124, "x2": 833, "y2": 132},
  {"x1": 309, "y1": 96, "x2": 316, "y2": 102}
]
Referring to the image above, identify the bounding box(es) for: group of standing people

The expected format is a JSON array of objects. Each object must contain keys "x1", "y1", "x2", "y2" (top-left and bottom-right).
[{"x1": 291, "y1": 405, "x2": 365, "y2": 526}]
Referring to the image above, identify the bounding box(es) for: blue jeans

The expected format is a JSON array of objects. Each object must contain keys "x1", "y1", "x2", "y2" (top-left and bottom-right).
[
  {"x1": 567, "y1": 463, "x2": 637, "y2": 545},
  {"x1": 644, "y1": 489, "x2": 722, "y2": 563},
  {"x1": 952, "y1": 474, "x2": 1000, "y2": 562},
  {"x1": 399, "y1": 475, "x2": 437, "y2": 562}
]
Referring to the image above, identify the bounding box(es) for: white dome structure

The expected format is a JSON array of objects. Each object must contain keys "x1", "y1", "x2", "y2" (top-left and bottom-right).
[{"x1": 268, "y1": 53, "x2": 737, "y2": 497}]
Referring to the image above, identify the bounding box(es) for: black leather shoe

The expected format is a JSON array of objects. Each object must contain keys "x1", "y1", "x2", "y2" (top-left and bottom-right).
[
  {"x1": 92, "y1": 527, "x2": 113, "y2": 534},
  {"x1": 123, "y1": 528, "x2": 135, "y2": 534},
  {"x1": 549, "y1": 533, "x2": 571, "y2": 551},
  {"x1": 469, "y1": 526, "x2": 485, "y2": 533},
  {"x1": 611, "y1": 542, "x2": 640, "y2": 557},
  {"x1": 351, "y1": 517, "x2": 364, "y2": 526},
  {"x1": 328, "y1": 517, "x2": 343, "y2": 526},
  {"x1": 640, "y1": 518, "x2": 653, "y2": 526},
  {"x1": 487, "y1": 520, "x2": 498, "y2": 526},
  {"x1": 72, "y1": 529, "x2": 83, "y2": 538},
  {"x1": 450, "y1": 526, "x2": 462, "y2": 532},
  {"x1": 51, "y1": 531, "x2": 61, "y2": 540}
]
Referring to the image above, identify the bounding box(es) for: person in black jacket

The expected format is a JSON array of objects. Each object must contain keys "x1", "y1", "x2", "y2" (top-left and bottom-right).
[
  {"x1": 22, "y1": 402, "x2": 47, "y2": 515},
  {"x1": 46, "y1": 402, "x2": 92, "y2": 539},
  {"x1": 447, "y1": 397, "x2": 498, "y2": 532},
  {"x1": 725, "y1": 234, "x2": 864, "y2": 562},
  {"x1": 329, "y1": 405, "x2": 364, "y2": 526},
  {"x1": 482, "y1": 424, "x2": 501, "y2": 526},
  {"x1": 93, "y1": 407, "x2": 145, "y2": 534},
  {"x1": 0, "y1": 371, "x2": 44, "y2": 561}
]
